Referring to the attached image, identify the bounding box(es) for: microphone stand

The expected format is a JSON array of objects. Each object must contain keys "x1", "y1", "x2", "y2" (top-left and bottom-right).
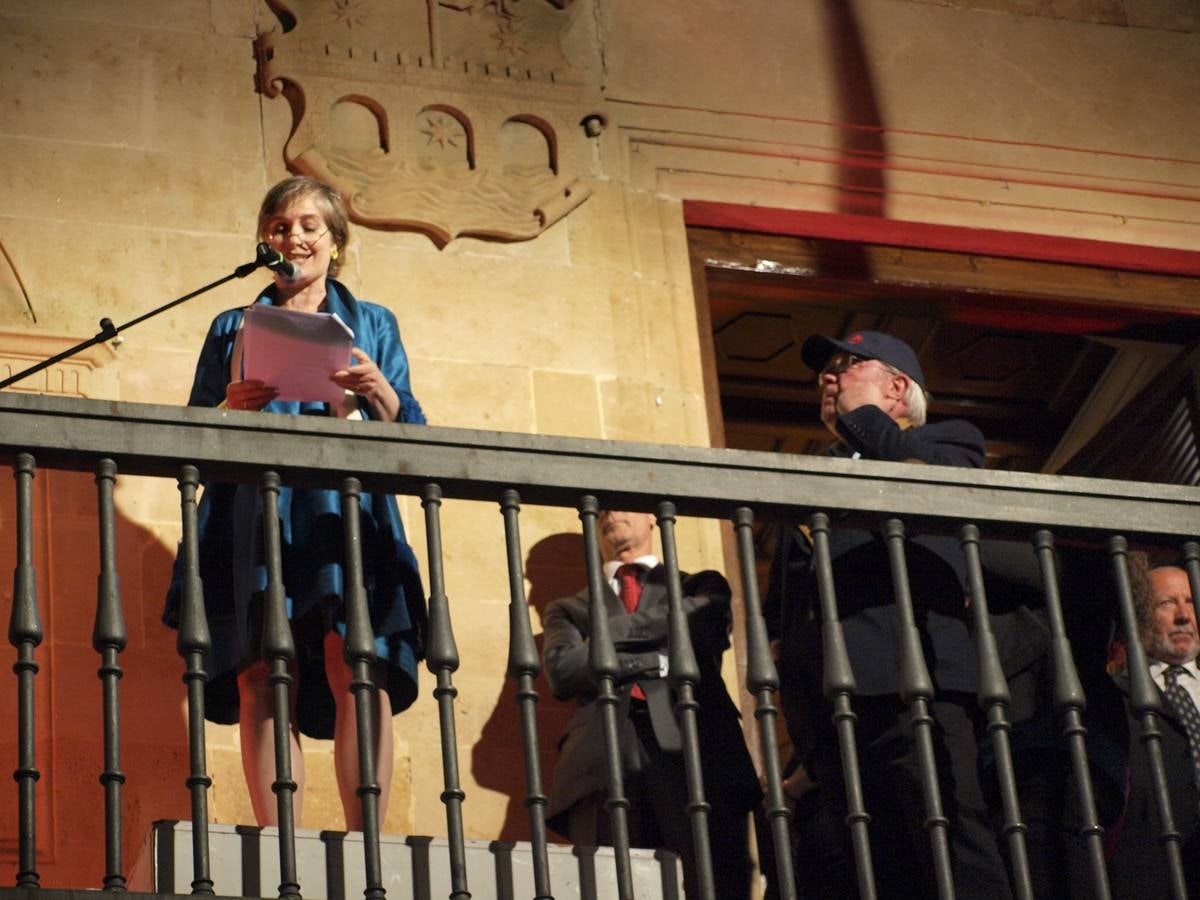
[{"x1": 0, "y1": 245, "x2": 277, "y2": 391}]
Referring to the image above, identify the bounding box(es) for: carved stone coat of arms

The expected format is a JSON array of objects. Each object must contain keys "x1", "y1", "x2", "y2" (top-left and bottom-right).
[{"x1": 255, "y1": 0, "x2": 601, "y2": 247}]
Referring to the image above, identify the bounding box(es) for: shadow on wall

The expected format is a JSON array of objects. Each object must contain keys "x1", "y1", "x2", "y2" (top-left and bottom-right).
[
  {"x1": 470, "y1": 532, "x2": 585, "y2": 843},
  {"x1": 0, "y1": 468, "x2": 189, "y2": 889},
  {"x1": 824, "y1": 0, "x2": 887, "y2": 220}
]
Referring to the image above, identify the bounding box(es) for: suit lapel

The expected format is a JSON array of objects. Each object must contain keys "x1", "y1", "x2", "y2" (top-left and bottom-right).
[
  {"x1": 575, "y1": 584, "x2": 621, "y2": 625},
  {"x1": 600, "y1": 581, "x2": 625, "y2": 618},
  {"x1": 1114, "y1": 669, "x2": 1181, "y2": 725},
  {"x1": 638, "y1": 572, "x2": 667, "y2": 614}
]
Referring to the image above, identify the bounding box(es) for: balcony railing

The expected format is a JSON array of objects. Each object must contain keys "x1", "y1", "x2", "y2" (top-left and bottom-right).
[{"x1": 0, "y1": 392, "x2": 1197, "y2": 900}]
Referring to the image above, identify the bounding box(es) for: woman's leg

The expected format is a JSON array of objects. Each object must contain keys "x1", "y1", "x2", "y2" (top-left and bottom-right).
[
  {"x1": 237, "y1": 659, "x2": 305, "y2": 827},
  {"x1": 324, "y1": 630, "x2": 394, "y2": 831}
]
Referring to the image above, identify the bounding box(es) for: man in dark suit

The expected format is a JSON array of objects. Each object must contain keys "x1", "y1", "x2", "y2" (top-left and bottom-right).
[
  {"x1": 1083, "y1": 564, "x2": 1200, "y2": 898},
  {"x1": 765, "y1": 330, "x2": 1012, "y2": 899},
  {"x1": 542, "y1": 510, "x2": 761, "y2": 900}
]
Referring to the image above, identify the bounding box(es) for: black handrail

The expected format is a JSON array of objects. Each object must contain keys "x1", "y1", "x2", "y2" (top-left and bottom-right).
[{"x1": 2, "y1": 394, "x2": 1199, "y2": 900}]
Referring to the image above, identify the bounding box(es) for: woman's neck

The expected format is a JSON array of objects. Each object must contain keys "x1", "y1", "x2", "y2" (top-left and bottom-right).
[{"x1": 275, "y1": 278, "x2": 327, "y2": 313}]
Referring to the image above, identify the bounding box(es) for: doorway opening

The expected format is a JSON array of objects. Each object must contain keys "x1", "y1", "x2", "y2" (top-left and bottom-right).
[{"x1": 685, "y1": 204, "x2": 1200, "y2": 481}]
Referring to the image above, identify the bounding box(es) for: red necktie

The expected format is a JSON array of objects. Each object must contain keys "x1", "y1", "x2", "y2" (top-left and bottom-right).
[{"x1": 616, "y1": 564, "x2": 646, "y2": 700}]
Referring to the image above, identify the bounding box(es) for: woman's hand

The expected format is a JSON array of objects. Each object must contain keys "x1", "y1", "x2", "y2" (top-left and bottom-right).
[
  {"x1": 782, "y1": 765, "x2": 817, "y2": 801},
  {"x1": 331, "y1": 348, "x2": 400, "y2": 421},
  {"x1": 226, "y1": 379, "x2": 278, "y2": 411}
]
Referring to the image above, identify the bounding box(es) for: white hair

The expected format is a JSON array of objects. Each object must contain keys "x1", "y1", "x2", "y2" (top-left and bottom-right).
[
  {"x1": 903, "y1": 377, "x2": 928, "y2": 427},
  {"x1": 880, "y1": 362, "x2": 928, "y2": 426}
]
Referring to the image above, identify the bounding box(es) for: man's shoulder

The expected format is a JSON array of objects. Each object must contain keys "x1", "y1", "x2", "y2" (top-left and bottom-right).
[
  {"x1": 836, "y1": 406, "x2": 985, "y2": 466},
  {"x1": 548, "y1": 585, "x2": 590, "y2": 606},
  {"x1": 681, "y1": 568, "x2": 730, "y2": 593},
  {"x1": 911, "y1": 416, "x2": 986, "y2": 466},
  {"x1": 544, "y1": 586, "x2": 593, "y2": 619},
  {"x1": 643, "y1": 565, "x2": 728, "y2": 591},
  {"x1": 915, "y1": 416, "x2": 986, "y2": 446}
]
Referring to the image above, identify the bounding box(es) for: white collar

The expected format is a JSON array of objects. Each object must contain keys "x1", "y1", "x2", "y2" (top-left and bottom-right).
[
  {"x1": 1148, "y1": 657, "x2": 1200, "y2": 680},
  {"x1": 603, "y1": 555, "x2": 659, "y2": 582}
]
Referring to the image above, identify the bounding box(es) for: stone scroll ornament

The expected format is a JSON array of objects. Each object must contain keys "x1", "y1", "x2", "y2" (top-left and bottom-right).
[
  {"x1": 0, "y1": 239, "x2": 37, "y2": 324},
  {"x1": 255, "y1": 0, "x2": 598, "y2": 248}
]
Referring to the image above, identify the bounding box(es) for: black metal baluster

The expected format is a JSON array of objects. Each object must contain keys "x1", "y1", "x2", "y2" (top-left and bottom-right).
[
  {"x1": 882, "y1": 518, "x2": 954, "y2": 900},
  {"x1": 340, "y1": 477, "x2": 385, "y2": 900},
  {"x1": 260, "y1": 471, "x2": 301, "y2": 900},
  {"x1": 1109, "y1": 536, "x2": 1186, "y2": 900},
  {"x1": 578, "y1": 495, "x2": 634, "y2": 900},
  {"x1": 94, "y1": 458, "x2": 128, "y2": 891},
  {"x1": 810, "y1": 513, "x2": 876, "y2": 900},
  {"x1": 732, "y1": 508, "x2": 797, "y2": 900},
  {"x1": 958, "y1": 525, "x2": 1030, "y2": 900},
  {"x1": 1031, "y1": 531, "x2": 1109, "y2": 900},
  {"x1": 656, "y1": 502, "x2": 715, "y2": 900},
  {"x1": 176, "y1": 465, "x2": 214, "y2": 895},
  {"x1": 1184, "y1": 542, "x2": 1200, "y2": 635},
  {"x1": 420, "y1": 484, "x2": 470, "y2": 900},
  {"x1": 499, "y1": 490, "x2": 552, "y2": 900},
  {"x1": 9, "y1": 452, "x2": 41, "y2": 888}
]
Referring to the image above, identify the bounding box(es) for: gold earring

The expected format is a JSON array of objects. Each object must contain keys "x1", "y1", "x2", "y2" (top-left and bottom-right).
[{"x1": 330, "y1": 246, "x2": 339, "y2": 260}]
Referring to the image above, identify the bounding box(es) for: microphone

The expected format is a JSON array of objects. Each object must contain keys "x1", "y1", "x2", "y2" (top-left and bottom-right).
[{"x1": 255, "y1": 242, "x2": 301, "y2": 281}]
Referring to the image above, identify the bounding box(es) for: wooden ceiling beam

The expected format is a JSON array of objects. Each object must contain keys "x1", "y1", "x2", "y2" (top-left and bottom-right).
[{"x1": 692, "y1": 226, "x2": 1200, "y2": 317}]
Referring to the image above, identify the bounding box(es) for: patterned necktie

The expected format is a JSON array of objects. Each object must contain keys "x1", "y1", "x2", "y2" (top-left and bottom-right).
[
  {"x1": 1163, "y1": 665, "x2": 1200, "y2": 787},
  {"x1": 616, "y1": 564, "x2": 646, "y2": 700}
]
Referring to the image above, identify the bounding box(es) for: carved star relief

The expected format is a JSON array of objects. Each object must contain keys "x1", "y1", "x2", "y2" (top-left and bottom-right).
[
  {"x1": 492, "y1": 18, "x2": 528, "y2": 56},
  {"x1": 330, "y1": 0, "x2": 369, "y2": 29},
  {"x1": 420, "y1": 115, "x2": 465, "y2": 150}
]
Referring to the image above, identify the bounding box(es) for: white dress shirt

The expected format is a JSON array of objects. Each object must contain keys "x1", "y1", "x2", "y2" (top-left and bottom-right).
[
  {"x1": 603, "y1": 555, "x2": 659, "y2": 598},
  {"x1": 1149, "y1": 657, "x2": 1200, "y2": 711}
]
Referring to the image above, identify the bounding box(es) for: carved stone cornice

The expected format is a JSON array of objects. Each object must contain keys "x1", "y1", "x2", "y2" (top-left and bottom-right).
[{"x1": 0, "y1": 331, "x2": 119, "y2": 398}]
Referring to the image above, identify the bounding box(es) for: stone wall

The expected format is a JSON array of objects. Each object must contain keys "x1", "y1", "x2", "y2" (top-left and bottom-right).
[{"x1": 1, "y1": 0, "x2": 1196, "y2": 887}]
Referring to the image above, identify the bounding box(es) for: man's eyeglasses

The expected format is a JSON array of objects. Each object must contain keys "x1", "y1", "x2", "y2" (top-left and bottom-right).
[{"x1": 821, "y1": 353, "x2": 874, "y2": 376}]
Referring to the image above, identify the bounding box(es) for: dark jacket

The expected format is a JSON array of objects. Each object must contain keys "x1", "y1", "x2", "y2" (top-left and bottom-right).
[
  {"x1": 1079, "y1": 669, "x2": 1200, "y2": 899},
  {"x1": 541, "y1": 565, "x2": 761, "y2": 834},
  {"x1": 766, "y1": 407, "x2": 987, "y2": 751},
  {"x1": 834, "y1": 404, "x2": 986, "y2": 468},
  {"x1": 765, "y1": 407, "x2": 1008, "y2": 899}
]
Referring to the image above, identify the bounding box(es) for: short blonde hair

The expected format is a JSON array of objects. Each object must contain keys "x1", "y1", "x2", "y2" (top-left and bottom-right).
[{"x1": 257, "y1": 176, "x2": 350, "y2": 276}]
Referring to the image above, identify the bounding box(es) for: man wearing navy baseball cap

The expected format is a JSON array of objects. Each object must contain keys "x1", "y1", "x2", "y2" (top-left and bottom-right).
[
  {"x1": 799, "y1": 329, "x2": 983, "y2": 465},
  {"x1": 764, "y1": 331, "x2": 1006, "y2": 899}
]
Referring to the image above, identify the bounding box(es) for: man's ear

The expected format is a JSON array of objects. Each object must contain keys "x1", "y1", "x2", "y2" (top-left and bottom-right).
[{"x1": 887, "y1": 372, "x2": 912, "y2": 421}]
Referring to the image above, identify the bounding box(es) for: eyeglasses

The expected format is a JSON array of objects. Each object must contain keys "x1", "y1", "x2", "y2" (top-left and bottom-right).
[
  {"x1": 266, "y1": 222, "x2": 329, "y2": 247},
  {"x1": 821, "y1": 353, "x2": 874, "y2": 376}
]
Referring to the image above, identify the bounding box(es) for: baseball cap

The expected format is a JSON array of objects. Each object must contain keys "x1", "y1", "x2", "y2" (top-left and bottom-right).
[{"x1": 801, "y1": 330, "x2": 927, "y2": 391}]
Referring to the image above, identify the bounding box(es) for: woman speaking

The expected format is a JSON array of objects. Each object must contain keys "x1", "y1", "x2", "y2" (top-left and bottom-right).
[{"x1": 164, "y1": 176, "x2": 427, "y2": 830}]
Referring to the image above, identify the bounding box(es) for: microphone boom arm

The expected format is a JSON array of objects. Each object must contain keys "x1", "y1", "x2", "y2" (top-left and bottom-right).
[{"x1": 0, "y1": 251, "x2": 266, "y2": 391}]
